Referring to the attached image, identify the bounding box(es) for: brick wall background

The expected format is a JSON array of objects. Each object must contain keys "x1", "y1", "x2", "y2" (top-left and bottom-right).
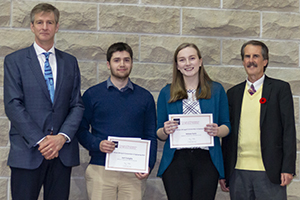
[{"x1": 0, "y1": 0, "x2": 300, "y2": 199}]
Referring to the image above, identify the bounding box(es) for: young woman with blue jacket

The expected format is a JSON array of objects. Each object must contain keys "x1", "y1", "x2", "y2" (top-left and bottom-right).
[{"x1": 156, "y1": 43, "x2": 231, "y2": 200}]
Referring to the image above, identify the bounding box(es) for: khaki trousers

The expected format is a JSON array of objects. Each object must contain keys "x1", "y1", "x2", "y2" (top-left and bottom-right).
[{"x1": 85, "y1": 164, "x2": 146, "y2": 200}]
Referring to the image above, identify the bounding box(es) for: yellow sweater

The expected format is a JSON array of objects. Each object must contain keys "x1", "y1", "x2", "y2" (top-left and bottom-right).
[{"x1": 235, "y1": 84, "x2": 265, "y2": 171}]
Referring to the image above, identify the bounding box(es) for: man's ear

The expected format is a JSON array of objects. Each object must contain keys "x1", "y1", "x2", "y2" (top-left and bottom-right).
[
  {"x1": 263, "y1": 59, "x2": 268, "y2": 67},
  {"x1": 55, "y1": 22, "x2": 60, "y2": 33},
  {"x1": 30, "y1": 22, "x2": 34, "y2": 33}
]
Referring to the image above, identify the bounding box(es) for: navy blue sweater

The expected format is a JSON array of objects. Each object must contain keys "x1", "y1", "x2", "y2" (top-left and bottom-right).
[{"x1": 77, "y1": 80, "x2": 157, "y2": 169}]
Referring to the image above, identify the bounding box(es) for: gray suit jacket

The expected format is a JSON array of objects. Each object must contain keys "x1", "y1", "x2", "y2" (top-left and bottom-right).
[{"x1": 4, "y1": 44, "x2": 84, "y2": 169}]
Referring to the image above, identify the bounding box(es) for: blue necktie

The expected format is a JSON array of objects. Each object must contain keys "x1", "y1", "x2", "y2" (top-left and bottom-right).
[{"x1": 43, "y1": 52, "x2": 55, "y2": 102}]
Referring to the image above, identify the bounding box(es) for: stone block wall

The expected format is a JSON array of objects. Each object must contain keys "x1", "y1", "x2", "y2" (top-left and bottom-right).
[{"x1": 0, "y1": 0, "x2": 300, "y2": 199}]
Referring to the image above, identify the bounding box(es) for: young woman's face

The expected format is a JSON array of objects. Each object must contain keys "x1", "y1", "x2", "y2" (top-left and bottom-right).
[{"x1": 176, "y1": 47, "x2": 202, "y2": 79}]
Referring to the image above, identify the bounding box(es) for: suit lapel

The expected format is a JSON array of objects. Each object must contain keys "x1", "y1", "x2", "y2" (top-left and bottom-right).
[
  {"x1": 260, "y1": 76, "x2": 272, "y2": 127},
  {"x1": 27, "y1": 45, "x2": 51, "y2": 101},
  {"x1": 54, "y1": 49, "x2": 65, "y2": 105},
  {"x1": 233, "y1": 81, "x2": 246, "y2": 136}
]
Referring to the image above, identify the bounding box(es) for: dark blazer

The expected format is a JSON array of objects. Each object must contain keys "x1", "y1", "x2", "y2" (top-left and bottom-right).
[
  {"x1": 222, "y1": 75, "x2": 296, "y2": 185},
  {"x1": 4, "y1": 44, "x2": 84, "y2": 169}
]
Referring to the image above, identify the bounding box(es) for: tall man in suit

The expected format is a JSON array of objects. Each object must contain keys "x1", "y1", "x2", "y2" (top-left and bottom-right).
[
  {"x1": 220, "y1": 40, "x2": 296, "y2": 200},
  {"x1": 4, "y1": 3, "x2": 84, "y2": 200}
]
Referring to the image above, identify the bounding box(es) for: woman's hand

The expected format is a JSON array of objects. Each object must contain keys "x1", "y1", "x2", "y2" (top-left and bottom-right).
[
  {"x1": 204, "y1": 123, "x2": 219, "y2": 137},
  {"x1": 157, "y1": 120, "x2": 178, "y2": 140},
  {"x1": 163, "y1": 121, "x2": 179, "y2": 135}
]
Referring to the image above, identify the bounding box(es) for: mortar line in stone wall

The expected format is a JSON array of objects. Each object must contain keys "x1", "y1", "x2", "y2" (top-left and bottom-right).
[
  {"x1": 61, "y1": 29, "x2": 300, "y2": 43},
  {"x1": 93, "y1": 2, "x2": 291, "y2": 12},
  {"x1": 97, "y1": 4, "x2": 100, "y2": 31},
  {"x1": 133, "y1": 61, "x2": 172, "y2": 65},
  {"x1": 97, "y1": 62, "x2": 100, "y2": 83},
  {"x1": 70, "y1": 177, "x2": 86, "y2": 180},
  {"x1": 10, "y1": 0, "x2": 13, "y2": 28},
  {"x1": 299, "y1": 44, "x2": 300, "y2": 68},
  {"x1": 94, "y1": 3, "x2": 216, "y2": 10},
  {"x1": 94, "y1": 2, "x2": 181, "y2": 9},
  {"x1": 297, "y1": 157, "x2": 300, "y2": 181},
  {"x1": 180, "y1": 8, "x2": 183, "y2": 35},
  {"x1": 4, "y1": 27, "x2": 300, "y2": 43},
  {"x1": 260, "y1": 12, "x2": 263, "y2": 38},
  {"x1": 51, "y1": 0, "x2": 298, "y2": 12},
  {"x1": 220, "y1": 40, "x2": 223, "y2": 65},
  {"x1": 298, "y1": 96, "x2": 300, "y2": 125},
  {"x1": 138, "y1": 36, "x2": 141, "y2": 62}
]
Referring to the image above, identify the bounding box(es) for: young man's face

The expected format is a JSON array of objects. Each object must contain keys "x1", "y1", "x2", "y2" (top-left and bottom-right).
[
  {"x1": 30, "y1": 11, "x2": 59, "y2": 48},
  {"x1": 107, "y1": 51, "x2": 133, "y2": 80},
  {"x1": 243, "y1": 44, "x2": 268, "y2": 82}
]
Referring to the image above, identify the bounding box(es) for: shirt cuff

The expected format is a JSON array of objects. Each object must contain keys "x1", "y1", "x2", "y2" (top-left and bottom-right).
[
  {"x1": 58, "y1": 133, "x2": 71, "y2": 143},
  {"x1": 35, "y1": 136, "x2": 46, "y2": 146}
]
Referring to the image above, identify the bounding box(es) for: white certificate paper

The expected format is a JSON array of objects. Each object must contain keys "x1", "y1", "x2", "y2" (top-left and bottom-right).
[
  {"x1": 105, "y1": 136, "x2": 150, "y2": 173},
  {"x1": 169, "y1": 114, "x2": 214, "y2": 148}
]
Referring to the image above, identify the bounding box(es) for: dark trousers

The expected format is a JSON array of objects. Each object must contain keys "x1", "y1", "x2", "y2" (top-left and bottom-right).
[
  {"x1": 162, "y1": 149, "x2": 219, "y2": 200},
  {"x1": 230, "y1": 169, "x2": 287, "y2": 200},
  {"x1": 11, "y1": 157, "x2": 72, "y2": 200}
]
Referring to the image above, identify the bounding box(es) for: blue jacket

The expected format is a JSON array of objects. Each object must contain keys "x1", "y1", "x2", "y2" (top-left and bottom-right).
[{"x1": 157, "y1": 82, "x2": 230, "y2": 178}]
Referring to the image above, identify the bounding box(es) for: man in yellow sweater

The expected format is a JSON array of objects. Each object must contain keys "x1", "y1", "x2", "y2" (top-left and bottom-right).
[{"x1": 220, "y1": 40, "x2": 296, "y2": 200}]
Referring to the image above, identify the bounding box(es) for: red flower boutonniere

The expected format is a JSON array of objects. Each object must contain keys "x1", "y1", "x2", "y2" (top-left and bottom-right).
[{"x1": 259, "y1": 97, "x2": 267, "y2": 104}]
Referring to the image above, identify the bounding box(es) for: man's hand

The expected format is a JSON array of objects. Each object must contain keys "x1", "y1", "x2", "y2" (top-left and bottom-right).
[
  {"x1": 99, "y1": 140, "x2": 115, "y2": 153},
  {"x1": 38, "y1": 134, "x2": 66, "y2": 160},
  {"x1": 219, "y1": 179, "x2": 230, "y2": 192},
  {"x1": 281, "y1": 173, "x2": 293, "y2": 186},
  {"x1": 135, "y1": 168, "x2": 150, "y2": 180}
]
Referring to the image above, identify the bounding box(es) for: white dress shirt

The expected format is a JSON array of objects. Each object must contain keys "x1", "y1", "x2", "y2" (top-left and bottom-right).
[
  {"x1": 33, "y1": 42, "x2": 70, "y2": 143},
  {"x1": 246, "y1": 74, "x2": 265, "y2": 91},
  {"x1": 33, "y1": 42, "x2": 57, "y2": 89}
]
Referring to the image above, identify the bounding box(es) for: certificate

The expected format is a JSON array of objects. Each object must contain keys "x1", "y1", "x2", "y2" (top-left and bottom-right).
[
  {"x1": 169, "y1": 114, "x2": 214, "y2": 148},
  {"x1": 105, "y1": 136, "x2": 150, "y2": 173}
]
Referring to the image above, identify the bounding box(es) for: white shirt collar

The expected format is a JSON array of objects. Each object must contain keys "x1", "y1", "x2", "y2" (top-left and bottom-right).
[
  {"x1": 33, "y1": 42, "x2": 55, "y2": 56},
  {"x1": 246, "y1": 74, "x2": 265, "y2": 91}
]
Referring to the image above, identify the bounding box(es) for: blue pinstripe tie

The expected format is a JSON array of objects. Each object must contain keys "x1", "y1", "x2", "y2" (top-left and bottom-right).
[{"x1": 43, "y1": 52, "x2": 54, "y2": 102}]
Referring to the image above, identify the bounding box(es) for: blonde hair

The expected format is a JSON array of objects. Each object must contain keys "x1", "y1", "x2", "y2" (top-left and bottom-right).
[
  {"x1": 30, "y1": 3, "x2": 60, "y2": 24},
  {"x1": 169, "y1": 43, "x2": 212, "y2": 103}
]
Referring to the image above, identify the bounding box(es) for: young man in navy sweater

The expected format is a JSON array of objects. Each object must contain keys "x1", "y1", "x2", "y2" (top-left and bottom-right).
[{"x1": 77, "y1": 42, "x2": 157, "y2": 200}]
